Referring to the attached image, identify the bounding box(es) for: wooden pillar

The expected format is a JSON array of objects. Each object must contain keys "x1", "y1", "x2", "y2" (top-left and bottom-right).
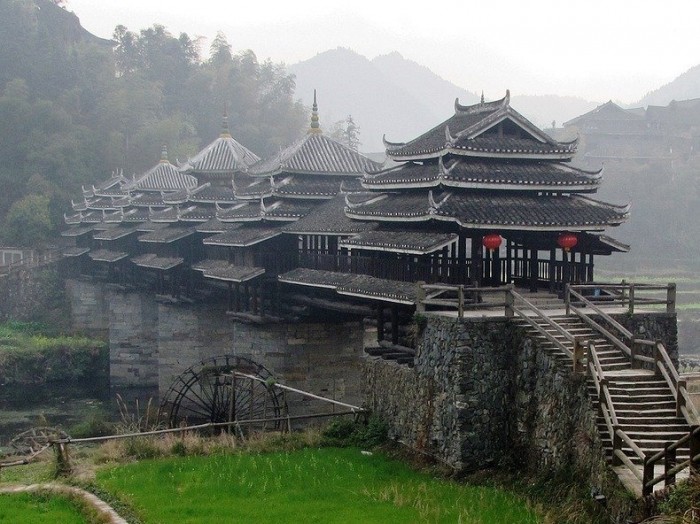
[
  {"x1": 376, "y1": 306, "x2": 385, "y2": 343},
  {"x1": 562, "y1": 250, "x2": 570, "y2": 286},
  {"x1": 234, "y1": 283, "x2": 241, "y2": 312},
  {"x1": 549, "y1": 248, "x2": 556, "y2": 293},
  {"x1": 243, "y1": 283, "x2": 250, "y2": 312},
  {"x1": 588, "y1": 253, "x2": 595, "y2": 282},
  {"x1": 391, "y1": 305, "x2": 399, "y2": 345},
  {"x1": 471, "y1": 234, "x2": 483, "y2": 287},
  {"x1": 251, "y1": 282, "x2": 258, "y2": 315},
  {"x1": 529, "y1": 248, "x2": 538, "y2": 292},
  {"x1": 458, "y1": 231, "x2": 468, "y2": 282},
  {"x1": 506, "y1": 238, "x2": 512, "y2": 283},
  {"x1": 492, "y1": 248, "x2": 501, "y2": 286}
]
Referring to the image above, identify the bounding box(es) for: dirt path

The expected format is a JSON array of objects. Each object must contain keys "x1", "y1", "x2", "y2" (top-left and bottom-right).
[{"x1": 0, "y1": 482, "x2": 128, "y2": 523}]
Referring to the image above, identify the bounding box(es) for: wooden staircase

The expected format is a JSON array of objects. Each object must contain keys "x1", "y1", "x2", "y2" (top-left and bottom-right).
[{"x1": 513, "y1": 306, "x2": 692, "y2": 496}]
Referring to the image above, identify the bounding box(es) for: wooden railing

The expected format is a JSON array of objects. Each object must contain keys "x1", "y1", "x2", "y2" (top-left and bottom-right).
[
  {"x1": 416, "y1": 283, "x2": 512, "y2": 319},
  {"x1": 511, "y1": 288, "x2": 582, "y2": 369},
  {"x1": 566, "y1": 284, "x2": 698, "y2": 495},
  {"x1": 567, "y1": 282, "x2": 677, "y2": 314},
  {"x1": 0, "y1": 248, "x2": 63, "y2": 277}
]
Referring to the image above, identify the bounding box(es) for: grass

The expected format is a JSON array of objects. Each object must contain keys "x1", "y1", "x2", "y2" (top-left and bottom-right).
[
  {"x1": 0, "y1": 492, "x2": 86, "y2": 523},
  {"x1": 0, "y1": 321, "x2": 107, "y2": 384},
  {"x1": 94, "y1": 447, "x2": 540, "y2": 523}
]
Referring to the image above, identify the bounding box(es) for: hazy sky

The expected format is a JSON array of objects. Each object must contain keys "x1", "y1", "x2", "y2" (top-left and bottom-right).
[{"x1": 66, "y1": 0, "x2": 699, "y2": 103}]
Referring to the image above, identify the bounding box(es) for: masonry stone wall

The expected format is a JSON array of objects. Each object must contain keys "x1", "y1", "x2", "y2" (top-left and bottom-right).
[
  {"x1": 65, "y1": 278, "x2": 109, "y2": 337},
  {"x1": 365, "y1": 317, "x2": 516, "y2": 470},
  {"x1": 66, "y1": 279, "x2": 365, "y2": 415},
  {"x1": 364, "y1": 311, "x2": 676, "y2": 516}
]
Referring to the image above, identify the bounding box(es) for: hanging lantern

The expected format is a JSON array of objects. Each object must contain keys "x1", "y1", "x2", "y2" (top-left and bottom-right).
[
  {"x1": 482, "y1": 233, "x2": 503, "y2": 251},
  {"x1": 557, "y1": 233, "x2": 578, "y2": 252}
]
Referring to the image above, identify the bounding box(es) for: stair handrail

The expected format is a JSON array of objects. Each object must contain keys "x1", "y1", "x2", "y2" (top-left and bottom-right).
[
  {"x1": 567, "y1": 286, "x2": 635, "y2": 342},
  {"x1": 653, "y1": 341, "x2": 700, "y2": 425},
  {"x1": 588, "y1": 341, "x2": 648, "y2": 484},
  {"x1": 568, "y1": 302, "x2": 632, "y2": 359},
  {"x1": 510, "y1": 289, "x2": 575, "y2": 362}
]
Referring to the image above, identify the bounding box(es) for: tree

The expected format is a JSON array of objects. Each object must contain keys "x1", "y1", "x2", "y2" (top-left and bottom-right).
[
  {"x1": 4, "y1": 194, "x2": 53, "y2": 246},
  {"x1": 331, "y1": 115, "x2": 361, "y2": 151}
]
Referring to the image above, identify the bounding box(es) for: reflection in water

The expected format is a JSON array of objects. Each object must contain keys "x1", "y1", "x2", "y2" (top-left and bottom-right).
[{"x1": 0, "y1": 382, "x2": 157, "y2": 449}]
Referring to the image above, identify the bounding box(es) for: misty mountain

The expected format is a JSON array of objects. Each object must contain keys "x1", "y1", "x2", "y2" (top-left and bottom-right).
[
  {"x1": 289, "y1": 48, "x2": 600, "y2": 152},
  {"x1": 289, "y1": 48, "x2": 442, "y2": 152},
  {"x1": 637, "y1": 64, "x2": 700, "y2": 107}
]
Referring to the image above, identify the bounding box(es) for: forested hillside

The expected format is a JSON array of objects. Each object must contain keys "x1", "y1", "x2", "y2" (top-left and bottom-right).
[{"x1": 0, "y1": 0, "x2": 306, "y2": 247}]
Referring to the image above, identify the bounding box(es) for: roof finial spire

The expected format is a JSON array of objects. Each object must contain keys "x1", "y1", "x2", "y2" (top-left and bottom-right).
[
  {"x1": 221, "y1": 103, "x2": 232, "y2": 138},
  {"x1": 309, "y1": 89, "x2": 321, "y2": 134},
  {"x1": 480, "y1": 91, "x2": 485, "y2": 104},
  {"x1": 160, "y1": 145, "x2": 169, "y2": 163}
]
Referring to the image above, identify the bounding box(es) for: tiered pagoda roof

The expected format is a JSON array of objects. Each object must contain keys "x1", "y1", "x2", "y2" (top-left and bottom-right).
[
  {"x1": 180, "y1": 114, "x2": 260, "y2": 178},
  {"x1": 383, "y1": 91, "x2": 577, "y2": 161},
  {"x1": 347, "y1": 91, "x2": 629, "y2": 237}
]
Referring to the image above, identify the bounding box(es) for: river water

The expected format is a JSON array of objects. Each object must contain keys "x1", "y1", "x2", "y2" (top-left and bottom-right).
[{"x1": 0, "y1": 382, "x2": 157, "y2": 452}]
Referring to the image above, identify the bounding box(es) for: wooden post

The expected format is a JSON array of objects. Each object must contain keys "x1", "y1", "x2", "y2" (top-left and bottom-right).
[
  {"x1": 504, "y1": 284, "x2": 514, "y2": 318},
  {"x1": 54, "y1": 442, "x2": 72, "y2": 477},
  {"x1": 564, "y1": 284, "x2": 571, "y2": 316},
  {"x1": 677, "y1": 379, "x2": 687, "y2": 418},
  {"x1": 573, "y1": 338, "x2": 584, "y2": 374},
  {"x1": 376, "y1": 306, "x2": 385, "y2": 343},
  {"x1": 691, "y1": 426, "x2": 700, "y2": 476},
  {"x1": 529, "y1": 248, "x2": 538, "y2": 292},
  {"x1": 628, "y1": 284, "x2": 635, "y2": 315},
  {"x1": 415, "y1": 281, "x2": 426, "y2": 314},
  {"x1": 391, "y1": 305, "x2": 399, "y2": 345},
  {"x1": 653, "y1": 341, "x2": 663, "y2": 378},
  {"x1": 493, "y1": 247, "x2": 501, "y2": 286},
  {"x1": 506, "y1": 238, "x2": 513, "y2": 283},
  {"x1": 612, "y1": 426, "x2": 622, "y2": 466},
  {"x1": 667, "y1": 283, "x2": 677, "y2": 314},
  {"x1": 457, "y1": 285, "x2": 464, "y2": 319},
  {"x1": 642, "y1": 456, "x2": 654, "y2": 497},
  {"x1": 664, "y1": 442, "x2": 677, "y2": 487},
  {"x1": 548, "y1": 248, "x2": 556, "y2": 293}
]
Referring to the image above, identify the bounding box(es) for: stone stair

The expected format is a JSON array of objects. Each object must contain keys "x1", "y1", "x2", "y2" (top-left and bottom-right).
[{"x1": 514, "y1": 308, "x2": 691, "y2": 495}]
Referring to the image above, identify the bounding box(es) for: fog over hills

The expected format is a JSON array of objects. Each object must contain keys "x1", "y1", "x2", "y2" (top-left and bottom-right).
[
  {"x1": 637, "y1": 64, "x2": 700, "y2": 107},
  {"x1": 289, "y1": 48, "x2": 600, "y2": 151}
]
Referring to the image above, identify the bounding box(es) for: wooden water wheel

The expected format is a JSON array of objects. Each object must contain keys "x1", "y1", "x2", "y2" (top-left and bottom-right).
[{"x1": 160, "y1": 355, "x2": 287, "y2": 432}]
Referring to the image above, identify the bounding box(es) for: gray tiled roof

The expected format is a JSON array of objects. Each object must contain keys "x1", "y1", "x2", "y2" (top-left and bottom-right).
[
  {"x1": 131, "y1": 253, "x2": 183, "y2": 270},
  {"x1": 272, "y1": 175, "x2": 344, "y2": 199},
  {"x1": 126, "y1": 161, "x2": 198, "y2": 192},
  {"x1": 195, "y1": 219, "x2": 242, "y2": 234},
  {"x1": 191, "y1": 259, "x2": 231, "y2": 273},
  {"x1": 340, "y1": 230, "x2": 458, "y2": 254},
  {"x1": 337, "y1": 274, "x2": 418, "y2": 305},
  {"x1": 203, "y1": 225, "x2": 282, "y2": 247},
  {"x1": 385, "y1": 92, "x2": 576, "y2": 160},
  {"x1": 89, "y1": 249, "x2": 128, "y2": 263},
  {"x1": 203, "y1": 264, "x2": 265, "y2": 283},
  {"x1": 345, "y1": 191, "x2": 629, "y2": 231},
  {"x1": 138, "y1": 226, "x2": 195, "y2": 243},
  {"x1": 278, "y1": 268, "x2": 418, "y2": 304},
  {"x1": 278, "y1": 268, "x2": 358, "y2": 289},
  {"x1": 281, "y1": 195, "x2": 376, "y2": 235},
  {"x1": 249, "y1": 133, "x2": 381, "y2": 176},
  {"x1": 61, "y1": 225, "x2": 94, "y2": 237},
  {"x1": 363, "y1": 158, "x2": 600, "y2": 192},
  {"x1": 93, "y1": 227, "x2": 138, "y2": 241},
  {"x1": 62, "y1": 246, "x2": 90, "y2": 257},
  {"x1": 233, "y1": 175, "x2": 272, "y2": 199},
  {"x1": 182, "y1": 135, "x2": 259, "y2": 174}
]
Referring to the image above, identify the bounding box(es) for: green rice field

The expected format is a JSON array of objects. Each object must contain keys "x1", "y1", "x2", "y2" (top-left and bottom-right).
[
  {"x1": 95, "y1": 447, "x2": 539, "y2": 523},
  {"x1": 0, "y1": 492, "x2": 85, "y2": 523}
]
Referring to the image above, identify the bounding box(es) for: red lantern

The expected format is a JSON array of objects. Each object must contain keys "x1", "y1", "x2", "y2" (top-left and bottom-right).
[
  {"x1": 557, "y1": 233, "x2": 578, "y2": 252},
  {"x1": 482, "y1": 233, "x2": 503, "y2": 251}
]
